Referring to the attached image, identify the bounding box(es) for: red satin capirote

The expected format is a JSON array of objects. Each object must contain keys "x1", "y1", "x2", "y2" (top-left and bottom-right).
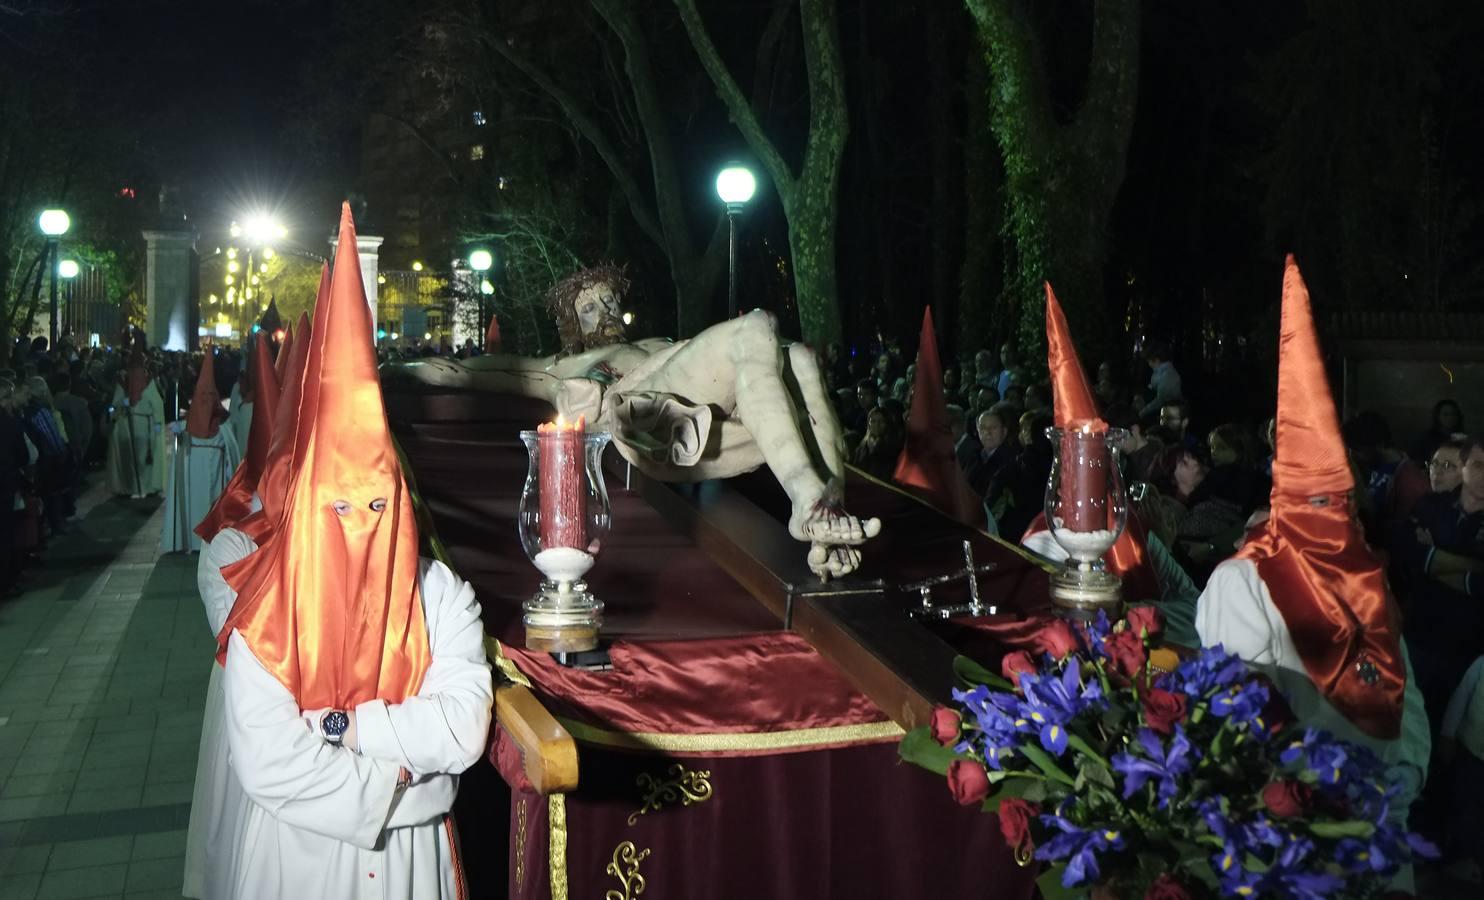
[
  {"x1": 220, "y1": 205, "x2": 429, "y2": 711},
  {"x1": 124, "y1": 350, "x2": 149, "y2": 405},
  {"x1": 485, "y1": 314, "x2": 502, "y2": 353},
  {"x1": 185, "y1": 345, "x2": 222, "y2": 439},
  {"x1": 1237, "y1": 257, "x2": 1403, "y2": 740},
  {"x1": 1031, "y1": 283, "x2": 1160, "y2": 599},
  {"x1": 273, "y1": 323, "x2": 294, "y2": 384},
  {"x1": 235, "y1": 308, "x2": 314, "y2": 546},
  {"x1": 195, "y1": 335, "x2": 280, "y2": 542},
  {"x1": 893, "y1": 306, "x2": 981, "y2": 524}
]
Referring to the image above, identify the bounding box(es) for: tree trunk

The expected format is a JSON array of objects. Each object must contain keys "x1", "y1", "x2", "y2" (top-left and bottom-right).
[
  {"x1": 674, "y1": 0, "x2": 847, "y2": 347},
  {"x1": 965, "y1": 0, "x2": 1141, "y2": 364}
]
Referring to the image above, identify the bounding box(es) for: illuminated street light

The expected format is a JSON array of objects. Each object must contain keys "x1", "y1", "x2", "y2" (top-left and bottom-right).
[
  {"x1": 468, "y1": 249, "x2": 495, "y2": 350},
  {"x1": 480, "y1": 280, "x2": 494, "y2": 295},
  {"x1": 262, "y1": 247, "x2": 275, "y2": 259},
  {"x1": 57, "y1": 259, "x2": 80, "y2": 279},
  {"x1": 412, "y1": 260, "x2": 424, "y2": 272},
  {"x1": 714, "y1": 163, "x2": 756, "y2": 322},
  {"x1": 38, "y1": 208, "x2": 71, "y2": 344},
  {"x1": 38, "y1": 209, "x2": 71, "y2": 236},
  {"x1": 622, "y1": 311, "x2": 634, "y2": 326},
  {"x1": 468, "y1": 249, "x2": 493, "y2": 272}
]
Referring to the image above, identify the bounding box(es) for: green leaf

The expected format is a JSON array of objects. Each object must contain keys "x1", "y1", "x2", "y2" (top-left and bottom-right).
[
  {"x1": 1179, "y1": 857, "x2": 1220, "y2": 890},
  {"x1": 953, "y1": 655, "x2": 1015, "y2": 691},
  {"x1": 1074, "y1": 754, "x2": 1116, "y2": 791},
  {"x1": 1035, "y1": 864, "x2": 1086, "y2": 900},
  {"x1": 898, "y1": 727, "x2": 959, "y2": 776},
  {"x1": 1309, "y1": 820, "x2": 1376, "y2": 839},
  {"x1": 979, "y1": 773, "x2": 1050, "y2": 813},
  {"x1": 1069, "y1": 734, "x2": 1112, "y2": 770},
  {"x1": 1019, "y1": 743, "x2": 1077, "y2": 786}
]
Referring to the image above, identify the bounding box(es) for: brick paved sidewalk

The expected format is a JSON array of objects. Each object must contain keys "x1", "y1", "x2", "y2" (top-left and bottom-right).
[{"x1": 0, "y1": 484, "x2": 208, "y2": 900}]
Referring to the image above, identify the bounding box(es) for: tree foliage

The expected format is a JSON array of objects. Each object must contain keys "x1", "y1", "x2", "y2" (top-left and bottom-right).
[{"x1": 964, "y1": 0, "x2": 1141, "y2": 363}]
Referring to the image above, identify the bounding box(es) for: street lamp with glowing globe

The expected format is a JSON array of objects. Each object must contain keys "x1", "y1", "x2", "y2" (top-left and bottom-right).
[{"x1": 715, "y1": 165, "x2": 755, "y2": 322}]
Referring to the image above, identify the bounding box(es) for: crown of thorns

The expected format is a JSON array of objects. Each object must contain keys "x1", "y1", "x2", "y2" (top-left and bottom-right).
[{"x1": 544, "y1": 263, "x2": 630, "y2": 321}]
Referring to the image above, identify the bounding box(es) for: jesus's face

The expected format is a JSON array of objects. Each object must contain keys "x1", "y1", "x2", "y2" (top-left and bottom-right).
[{"x1": 574, "y1": 282, "x2": 627, "y2": 347}]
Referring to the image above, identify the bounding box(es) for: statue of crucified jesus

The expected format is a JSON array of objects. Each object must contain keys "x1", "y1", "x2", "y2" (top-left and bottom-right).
[{"x1": 390, "y1": 265, "x2": 880, "y2": 578}]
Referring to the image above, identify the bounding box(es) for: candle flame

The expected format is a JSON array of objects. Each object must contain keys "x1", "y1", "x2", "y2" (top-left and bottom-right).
[{"x1": 538, "y1": 414, "x2": 587, "y2": 434}]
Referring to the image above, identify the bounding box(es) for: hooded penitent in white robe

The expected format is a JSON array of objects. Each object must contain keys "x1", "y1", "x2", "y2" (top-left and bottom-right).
[
  {"x1": 229, "y1": 401, "x2": 253, "y2": 458},
  {"x1": 199, "y1": 544, "x2": 493, "y2": 900},
  {"x1": 1196, "y1": 559, "x2": 1430, "y2": 892},
  {"x1": 183, "y1": 527, "x2": 259, "y2": 899},
  {"x1": 161, "y1": 427, "x2": 242, "y2": 554},
  {"x1": 106, "y1": 383, "x2": 167, "y2": 497}
]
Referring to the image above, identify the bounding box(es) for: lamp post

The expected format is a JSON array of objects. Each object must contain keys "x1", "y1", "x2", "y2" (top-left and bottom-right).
[
  {"x1": 58, "y1": 258, "x2": 79, "y2": 339},
  {"x1": 715, "y1": 164, "x2": 756, "y2": 322},
  {"x1": 469, "y1": 248, "x2": 494, "y2": 350},
  {"x1": 227, "y1": 215, "x2": 285, "y2": 343},
  {"x1": 38, "y1": 209, "x2": 71, "y2": 347}
]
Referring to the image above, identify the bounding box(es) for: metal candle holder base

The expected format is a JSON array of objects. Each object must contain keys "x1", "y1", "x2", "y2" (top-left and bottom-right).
[
  {"x1": 1049, "y1": 563, "x2": 1123, "y2": 620},
  {"x1": 523, "y1": 580, "x2": 604, "y2": 653}
]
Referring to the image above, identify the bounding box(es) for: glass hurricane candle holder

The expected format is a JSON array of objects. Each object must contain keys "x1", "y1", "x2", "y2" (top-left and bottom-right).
[
  {"x1": 1044, "y1": 424, "x2": 1130, "y2": 616},
  {"x1": 518, "y1": 422, "x2": 613, "y2": 652}
]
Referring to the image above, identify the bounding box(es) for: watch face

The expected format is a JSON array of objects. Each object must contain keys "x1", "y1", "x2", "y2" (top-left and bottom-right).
[{"x1": 322, "y1": 710, "x2": 350, "y2": 738}]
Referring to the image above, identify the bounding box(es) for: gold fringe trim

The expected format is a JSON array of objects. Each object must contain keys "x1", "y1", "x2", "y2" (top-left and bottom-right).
[
  {"x1": 557, "y1": 717, "x2": 904, "y2": 753},
  {"x1": 488, "y1": 638, "x2": 533, "y2": 688},
  {"x1": 548, "y1": 793, "x2": 569, "y2": 900}
]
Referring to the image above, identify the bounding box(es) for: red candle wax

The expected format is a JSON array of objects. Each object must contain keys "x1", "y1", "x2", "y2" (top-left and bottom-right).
[
  {"x1": 1058, "y1": 424, "x2": 1108, "y2": 533},
  {"x1": 538, "y1": 416, "x2": 587, "y2": 551}
]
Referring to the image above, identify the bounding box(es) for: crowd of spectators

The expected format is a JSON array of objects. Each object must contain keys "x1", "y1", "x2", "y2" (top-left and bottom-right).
[{"x1": 823, "y1": 328, "x2": 1484, "y2": 881}]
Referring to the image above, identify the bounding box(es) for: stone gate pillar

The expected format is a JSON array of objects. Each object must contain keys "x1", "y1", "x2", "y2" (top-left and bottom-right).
[
  {"x1": 329, "y1": 233, "x2": 384, "y2": 336},
  {"x1": 143, "y1": 229, "x2": 198, "y2": 351}
]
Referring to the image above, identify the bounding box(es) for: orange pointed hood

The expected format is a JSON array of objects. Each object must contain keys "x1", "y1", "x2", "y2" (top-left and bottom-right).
[
  {"x1": 1022, "y1": 284, "x2": 1161, "y2": 602},
  {"x1": 892, "y1": 307, "x2": 981, "y2": 524},
  {"x1": 485, "y1": 313, "x2": 502, "y2": 353},
  {"x1": 219, "y1": 203, "x2": 430, "y2": 709},
  {"x1": 185, "y1": 348, "x2": 222, "y2": 439},
  {"x1": 195, "y1": 334, "x2": 281, "y2": 542},
  {"x1": 1235, "y1": 256, "x2": 1404, "y2": 739}
]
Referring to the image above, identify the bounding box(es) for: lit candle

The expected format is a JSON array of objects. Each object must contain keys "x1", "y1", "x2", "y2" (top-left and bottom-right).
[
  {"x1": 1058, "y1": 420, "x2": 1108, "y2": 533},
  {"x1": 537, "y1": 415, "x2": 586, "y2": 551}
]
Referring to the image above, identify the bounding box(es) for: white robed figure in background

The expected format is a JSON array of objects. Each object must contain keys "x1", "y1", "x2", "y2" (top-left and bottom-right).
[
  {"x1": 161, "y1": 349, "x2": 240, "y2": 553},
  {"x1": 182, "y1": 316, "x2": 299, "y2": 899},
  {"x1": 106, "y1": 352, "x2": 167, "y2": 498},
  {"x1": 205, "y1": 205, "x2": 491, "y2": 899}
]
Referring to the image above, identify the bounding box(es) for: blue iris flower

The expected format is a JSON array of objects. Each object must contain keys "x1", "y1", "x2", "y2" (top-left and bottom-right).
[
  {"x1": 1264, "y1": 869, "x2": 1345, "y2": 900},
  {"x1": 1016, "y1": 663, "x2": 1103, "y2": 756},
  {"x1": 1239, "y1": 814, "x2": 1284, "y2": 850},
  {"x1": 1171, "y1": 645, "x2": 1247, "y2": 697},
  {"x1": 1111, "y1": 726, "x2": 1196, "y2": 809},
  {"x1": 1034, "y1": 814, "x2": 1126, "y2": 887},
  {"x1": 1210, "y1": 679, "x2": 1269, "y2": 728},
  {"x1": 1212, "y1": 844, "x2": 1259, "y2": 896},
  {"x1": 1336, "y1": 836, "x2": 1391, "y2": 875}
]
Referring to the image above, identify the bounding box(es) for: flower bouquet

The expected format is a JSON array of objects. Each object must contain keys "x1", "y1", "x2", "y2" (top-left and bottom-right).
[{"x1": 899, "y1": 608, "x2": 1436, "y2": 899}]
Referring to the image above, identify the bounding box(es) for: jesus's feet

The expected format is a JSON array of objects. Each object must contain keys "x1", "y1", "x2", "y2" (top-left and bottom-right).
[
  {"x1": 788, "y1": 495, "x2": 882, "y2": 547},
  {"x1": 807, "y1": 543, "x2": 862, "y2": 580}
]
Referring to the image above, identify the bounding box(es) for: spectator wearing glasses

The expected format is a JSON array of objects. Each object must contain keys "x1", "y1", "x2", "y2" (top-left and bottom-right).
[{"x1": 1428, "y1": 439, "x2": 1467, "y2": 495}]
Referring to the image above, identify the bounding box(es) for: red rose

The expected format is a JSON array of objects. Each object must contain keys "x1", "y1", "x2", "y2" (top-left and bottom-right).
[
  {"x1": 930, "y1": 706, "x2": 961, "y2": 746},
  {"x1": 947, "y1": 759, "x2": 991, "y2": 806},
  {"x1": 1141, "y1": 688, "x2": 1188, "y2": 735},
  {"x1": 1145, "y1": 873, "x2": 1193, "y2": 900},
  {"x1": 1105, "y1": 628, "x2": 1148, "y2": 677},
  {"x1": 998, "y1": 797, "x2": 1040, "y2": 857},
  {"x1": 1038, "y1": 620, "x2": 1080, "y2": 659},
  {"x1": 1127, "y1": 605, "x2": 1164, "y2": 637},
  {"x1": 1261, "y1": 779, "x2": 1313, "y2": 818},
  {"x1": 1001, "y1": 651, "x2": 1038, "y2": 689}
]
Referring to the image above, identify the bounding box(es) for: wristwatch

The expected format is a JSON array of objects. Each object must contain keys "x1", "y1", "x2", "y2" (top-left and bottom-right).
[{"x1": 320, "y1": 709, "x2": 351, "y2": 745}]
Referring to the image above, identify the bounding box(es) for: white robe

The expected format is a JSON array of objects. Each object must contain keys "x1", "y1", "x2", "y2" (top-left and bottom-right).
[
  {"x1": 161, "y1": 428, "x2": 242, "y2": 554},
  {"x1": 106, "y1": 383, "x2": 167, "y2": 496},
  {"x1": 184, "y1": 529, "x2": 260, "y2": 899},
  {"x1": 229, "y1": 402, "x2": 253, "y2": 459},
  {"x1": 203, "y1": 543, "x2": 493, "y2": 900},
  {"x1": 1196, "y1": 558, "x2": 1430, "y2": 891}
]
